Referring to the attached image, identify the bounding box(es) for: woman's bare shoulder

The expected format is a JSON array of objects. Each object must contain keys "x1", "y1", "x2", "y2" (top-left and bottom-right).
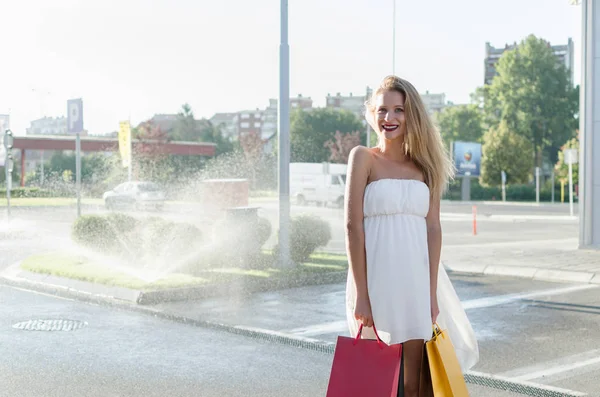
[{"x1": 349, "y1": 145, "x2": 376, "y2": 167}]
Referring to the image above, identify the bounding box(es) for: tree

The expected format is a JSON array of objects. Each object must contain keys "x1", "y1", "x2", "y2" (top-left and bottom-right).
[
  {"x1": 435, "y1": 104, "x2": 484, "y2": 149},
  {"x1": 46, "y1": 152, "x2": 111, "y2": 184},
  {"x1": 469, "y1": 86, "x2": 487, "y2": 109},
  {"x1": 480, "y1": 121, "x2": 533, "y2": 186},
  {"x1": 239, "y1": 131, "x2": 264, "y2": 188},
  {"x1": 324, "y1": 130, "x2": 361, "y2": 164},
  {"x1": 554, "y1": 132, "x2": 579, "y2": 186},
  {"x1": 197, "y1": 119, "x2": 234, "y2": 156},
  {"x1": 135, "y1": 120, "x2": 172, "y2": 182},
  {"x1": 171, "y1": 103, "x2": 234, "y2": 156},
  {"x1": 171, "y1": 103, "x2": 198, "y2": 142},
  {"x1": 290, "y1": 108, "x2": 364, "y2": 163},
  {"x1": 485, "y1": 35, "x2": 579, "y2": 171}
]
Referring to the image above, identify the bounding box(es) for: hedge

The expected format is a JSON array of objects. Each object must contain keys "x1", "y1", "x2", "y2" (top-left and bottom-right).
[
  {"x1": 0, "y1": 187, "x2": 57, "y2": 198},
  {"x1": 443, "y1": 179, "x2": 575, "y2": 202}
]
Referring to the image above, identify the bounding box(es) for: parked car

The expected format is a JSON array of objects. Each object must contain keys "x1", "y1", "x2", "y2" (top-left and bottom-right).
[{"x1": 103, "y1": 181, "x2": 166, "y2": 211}]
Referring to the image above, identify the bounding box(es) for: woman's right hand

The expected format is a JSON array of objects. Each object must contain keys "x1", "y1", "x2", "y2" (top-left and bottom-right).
[{"x1": 354, "y1": 295, "x2": 374, "y2": 328}]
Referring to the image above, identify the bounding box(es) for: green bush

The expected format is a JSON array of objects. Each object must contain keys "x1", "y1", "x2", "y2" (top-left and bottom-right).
[
  {"x1": 275, "y1": 215, "x2": 332, "y2": 263},
  {"x1": 72, "y1": 213, "x2": 203, "y2": 268},
  {"x1": 106, "y1": 212, "x2": 138, "y2": 233},
  {"x1": 0, "y1": 187, "x2": 55, "y2": 198},
  {"x1": 206, "y1": 215, "x2": 272, "y2": 269},
  {"x1": 148, "y1": 218, "x2": 203, "y2": 257},
  {"x1": 256, "y1": 217, "x2": 272, "y2": 248},
  {"x1": 443, "y1": 179, "x2": 575, "y2": 202},
  {"x1": 72, "y1": 215, "x2": 120, "y2": 251}
]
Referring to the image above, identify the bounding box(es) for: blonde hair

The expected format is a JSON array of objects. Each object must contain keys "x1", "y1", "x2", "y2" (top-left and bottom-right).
[{"x1": 365, "y1": 75, "x2": 455, "y2": 201}]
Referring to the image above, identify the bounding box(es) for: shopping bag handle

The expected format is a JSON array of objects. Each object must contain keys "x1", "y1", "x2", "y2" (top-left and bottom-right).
[
  {"x1": 431, "y1": 322, "x2": 443, "y2": 338},
  {"x1": 354, "y1": 324, "x2": 385, "y2": 349}
]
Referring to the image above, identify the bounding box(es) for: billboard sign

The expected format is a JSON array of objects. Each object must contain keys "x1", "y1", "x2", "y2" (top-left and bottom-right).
[
  {"x1": 453, "y1": 141, "x2": 482, "y2": 177},
  {"x1": 67, "y1": 98, "x2": 84, "y2": 134}
]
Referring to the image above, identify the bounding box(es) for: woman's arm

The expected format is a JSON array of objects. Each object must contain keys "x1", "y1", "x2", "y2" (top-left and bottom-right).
[
  {"x1": 345, "y1": 146, "x2": 372, "y2": 326},
  {"x1": 425, "y1": 195, "x2": 442, "y2": 323}
]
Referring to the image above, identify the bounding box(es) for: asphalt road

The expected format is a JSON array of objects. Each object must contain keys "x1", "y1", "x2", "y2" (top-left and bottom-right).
[{"x1": 1, "y1": 273, "x2": 599, "y2": 396}]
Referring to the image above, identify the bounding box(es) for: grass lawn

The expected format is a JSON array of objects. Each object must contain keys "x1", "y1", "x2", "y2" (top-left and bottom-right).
[
  {"x1": 19, "y1": 251, "x2": 348, "y2": 291},
  {"x1": 0, "y1": 198, "x2": 103, "y2": 207}
]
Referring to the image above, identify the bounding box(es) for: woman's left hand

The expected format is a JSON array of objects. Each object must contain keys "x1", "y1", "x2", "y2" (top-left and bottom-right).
[{"x1": 431, "y1": 294, "x2": 440, "y2": 324}]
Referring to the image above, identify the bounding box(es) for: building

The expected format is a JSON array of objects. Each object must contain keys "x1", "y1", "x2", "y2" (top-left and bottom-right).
[
  {"x1": 26, "y1": 116, "x2": 73, "y2": 136},
  {"x1": 235, "y1": 109, "x2": 264, "y2": 137},
  {"x1": 145, "y1": 113, "x2": 234, "y2": 141},
  {"x1": 209, "y1": 95, "x2": 313, "y2": 145},
  {"x1": 290, "y1": 94, "x2": 313, "y2": 110},
  {"x1": 260, "y1": 99, "x2": 278, "y2": 141},
  {"x1": 209, "y1": 113, "x2": 237, "y2": 139},
  {"x1": 147, "y1": 114, "x2": 178, "y2": 134},
  {"x1": 420, "y1": 91, "x2": 448, "y2": 114},
  {"x1": 211, "y1": 109, "x2": 264, "y2": 141},
  {"x1": 0, "y1": 114, "x2": 9, "y2": 134},
  {"x1": 484, "y1": 38, "x2": 574, "y2": 85},
  {"x1": 326, "y1": 91, "x2": 368, "y2": 120}
]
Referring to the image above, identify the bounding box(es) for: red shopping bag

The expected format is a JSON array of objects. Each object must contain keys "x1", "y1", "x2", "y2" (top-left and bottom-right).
[{"x1": 326, "y1": 324, "x2": 403, "y2": 397}]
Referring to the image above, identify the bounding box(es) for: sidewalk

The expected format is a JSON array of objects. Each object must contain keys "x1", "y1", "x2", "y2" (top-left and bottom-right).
[{"x1": 442, "y1": 238, "x2": 600, "y2": 284}]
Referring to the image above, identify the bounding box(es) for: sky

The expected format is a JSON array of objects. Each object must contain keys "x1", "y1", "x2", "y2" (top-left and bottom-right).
[{"x1": 0, "y1": 0, "x2": 582, "y2": 136}]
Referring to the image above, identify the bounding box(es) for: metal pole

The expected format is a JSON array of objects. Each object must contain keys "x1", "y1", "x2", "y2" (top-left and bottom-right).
[
  {"x1": 40, "y1": 150, "x2": 44, "y2": 186},
  {"x1": 5, "y1": 155, "x2": 9, "y2": 221},
  {"x1": 4, "y1": 130, "x2": 13, "y2": 222},
  {"x1": 501, "y1": 171, "x2": 506, "y2": 202},
  {"x1": 128, "y1": 124, "x2": 133, "y2": 182},
  {"x1": 580, "y1": 0, "x2": 596, "y2": 247},
  {"x1": 392, "y1": 0, "x2": 396, "y2": 75},
  {"x1": 76, "y1": 132, "x2": 82, "y2": 217},
  {"x1": 278, "y1": 0, "x2": 292, "y2": 267},
  {"x1": 535, "y1": 167, "x2": 540, "y2": 204},
  {"x1": 551, "y1": 170, "x2": 555, "y2": 203},
  {"x1": 461, "y1": 176, "x2": 471, "y2": 201},
  {"x1": 569, "y1": 161, "x2": 574, "y2": 216}
]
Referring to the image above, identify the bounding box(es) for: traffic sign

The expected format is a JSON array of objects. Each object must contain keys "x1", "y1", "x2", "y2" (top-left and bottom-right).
[
  {"x1": 564, "y1": 148, "x2": 578, "y2": 165},
  {"x1": 67, "y1": 98, "x2": 84, "y2": 134}
]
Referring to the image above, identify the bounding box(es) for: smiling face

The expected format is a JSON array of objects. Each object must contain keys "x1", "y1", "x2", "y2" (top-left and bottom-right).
[{"x1": 374, "y1": 90, "x2": 406, "y2": 142}]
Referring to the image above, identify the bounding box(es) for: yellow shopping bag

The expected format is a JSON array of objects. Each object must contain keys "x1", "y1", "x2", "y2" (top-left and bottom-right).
[{"x1": 425, "y1": 323, "x2": 469, "y2": 396}]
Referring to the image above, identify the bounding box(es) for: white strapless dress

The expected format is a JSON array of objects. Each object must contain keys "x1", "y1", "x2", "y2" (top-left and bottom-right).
[{"x1": 345, "y1": 179, "x2": 479, "y2": 371}]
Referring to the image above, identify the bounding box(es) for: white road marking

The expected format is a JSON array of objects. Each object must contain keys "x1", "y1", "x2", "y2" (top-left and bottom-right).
[
  {"x1": 440, "y1": 213, "x2": 577, "y2": 222},
  {"x1": 462, "y1": 284, "x2": 598, "y2": 310},
  {"x1": 444, "y1": 237, "x2": 579, "y2": 249},
  {"x1": 284, "y1": 284, "x2": 597, "y2": 337},
  {"x1": 499, "y1": 349, "x2": 600, "y2": 381},
  {"x1": 466, "y1": 370, "x2": 587, "y2": 396}
]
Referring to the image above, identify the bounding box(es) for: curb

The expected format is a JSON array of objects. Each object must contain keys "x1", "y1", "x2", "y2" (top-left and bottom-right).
[
  {"x1": 0, "y1": 262, "x2": 348, "y2": 305},
  {"x1": 0, "y1": 264, "x2": 337, "y2": 354},
  {"x1": 444, "y1": 261, "x2": 599, "y2": 285}
]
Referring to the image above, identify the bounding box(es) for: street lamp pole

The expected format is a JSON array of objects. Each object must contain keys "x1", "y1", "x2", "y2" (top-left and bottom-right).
[
  {"x1": 393, "y1": 0, "x2": 396, "y2": 75},
  {"x1": 278, "y1": 0, "x2": 292, "y2": 267}
]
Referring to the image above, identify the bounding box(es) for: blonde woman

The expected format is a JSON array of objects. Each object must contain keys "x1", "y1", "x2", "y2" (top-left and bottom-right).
[{"x1": 344, "y1": 75, "x2": 478, "y2": 396}]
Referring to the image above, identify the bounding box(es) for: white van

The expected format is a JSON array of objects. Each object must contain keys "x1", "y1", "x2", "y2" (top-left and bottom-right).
[{"x1": 290, "y1": 162, "x2": 347, "y2": 207}]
